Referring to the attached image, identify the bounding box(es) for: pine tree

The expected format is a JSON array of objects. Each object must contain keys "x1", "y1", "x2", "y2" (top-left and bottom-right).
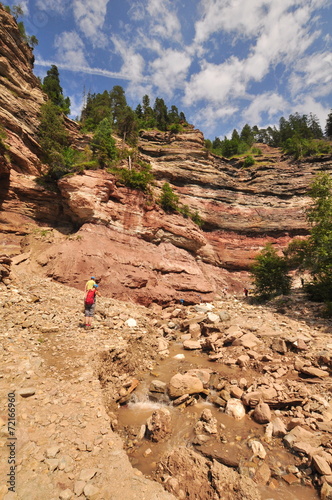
[
  {"x1": 109, "y1": 86, "x2": 127, "y2": 125},
  {"x1": 42, "y1": 65, "x2": 70, "y2": 115},
  {"x1": 326, "y1": 110, "x2": 332, "y2": 138}
]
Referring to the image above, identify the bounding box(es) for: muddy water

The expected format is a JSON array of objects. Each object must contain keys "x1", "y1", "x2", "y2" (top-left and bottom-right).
[{"x1": 117, "y1": 343, "x2": 320, "y2": 500}]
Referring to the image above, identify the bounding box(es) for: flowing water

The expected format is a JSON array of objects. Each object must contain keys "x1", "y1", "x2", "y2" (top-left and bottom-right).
[{"x1": 117, "y1": 343, "x2": 320, "y2": 500}]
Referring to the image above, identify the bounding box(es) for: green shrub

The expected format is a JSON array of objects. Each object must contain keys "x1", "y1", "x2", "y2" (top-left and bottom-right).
[
  {"x1": 159, "y1": 182, "x2": 179, "y2": 212},
  {"x1": 283, "y1": 137, "x2": 331, "y2": 158},
  {"x1": 190, "y1": 210, "x2": 203, "y2": 227},
  {"x1": 250, "y1": 243, "x2": 292, "y2": 300},
  {"x1": 178, "y1": 204, "x2": 191, "y2": 218},
  {"x1": 91, "y1": 118, "x2": 117, "y2": 166},
  {"x1": 169, "y1": 123, "x2": 182, "y2": 134},
  {"x1": 0, "y1": 124, "x2": 8, "y2": 149},
  {"x1": 111, "y1": 161, "x2": 154, "y2": 192},
  {"x1": 243, "y1": 155, "x2": 255, "y2": 167}
]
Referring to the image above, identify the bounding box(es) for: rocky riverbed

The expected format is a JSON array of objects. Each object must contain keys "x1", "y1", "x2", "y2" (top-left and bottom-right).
[{"x1": 0, "y1": 259, "x2": 332, "y2": 500}]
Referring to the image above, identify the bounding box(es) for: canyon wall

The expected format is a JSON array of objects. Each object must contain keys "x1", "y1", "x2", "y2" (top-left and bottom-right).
[{"x1": 1, "y1": 4, "x2": 332, "y2": 304}]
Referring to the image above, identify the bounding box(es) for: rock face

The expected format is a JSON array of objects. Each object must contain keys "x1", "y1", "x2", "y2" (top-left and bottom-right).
[
  {"x1": 1, "y1": 5, "x2": 332, "y2": 305},
  {"x1": 0, "y1": 5, "x2": 46, "y2": 176}
]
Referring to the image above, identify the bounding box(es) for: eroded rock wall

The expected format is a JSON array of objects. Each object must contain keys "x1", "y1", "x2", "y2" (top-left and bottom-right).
[{"x1": 1, "y1": 5, "x2": 332, "y2": 304}]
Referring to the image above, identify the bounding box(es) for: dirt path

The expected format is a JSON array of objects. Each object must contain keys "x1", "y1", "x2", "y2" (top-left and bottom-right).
[
  {"x1": 0, "y1": 268, "x2": 175, "y2": 500},
  {"x1": 1, "y1": 262, "x2": 332, "y2": 500}
]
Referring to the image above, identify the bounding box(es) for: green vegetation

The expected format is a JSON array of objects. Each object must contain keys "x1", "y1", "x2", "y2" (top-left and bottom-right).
[
  {"x1": 211, "y1": 124, "x2": 255, "y2": 158},
  {"x1": 110, "y1": 161, "x2": 154, "y2": 193},
  {"x1": 210, "y1": 112, "x2": 331, "y2": 160},
  {"x1": 158, "y1": 182, "x2": 203, "y2": 226},
  {"x1": 4, "y1": 4, "x2": 38, "y2": 47},
  {"x1": 42, "y1": 65, "x2": 70, "y2": 115},
  {"x1": 243, "y1": 155, "x2": 255, "y2": 168},
  {"x1": 38, "y1": 101, "x2": 70, "y2": 180},
  {"x1": 80, "y1": 87, "x2": 187, "y2": 139},
  {"x1": 159, "y1": 182, "x2": 180, "y2": 212},
  {"x1": 301, "y1": 173, "x2": 332, "y2": 305},
  {"x1": 250, "y1": 244, "x2": 292, "y2": 300},
  {"x1": 326, "y1": 109, "x2": 332, "y2": 138},
  {"x1": 0, "y1": 123, "x2": 8, "y2": 149},
  {"x1": 90, "y1": 118, "x2": 117, "y2": 166}
]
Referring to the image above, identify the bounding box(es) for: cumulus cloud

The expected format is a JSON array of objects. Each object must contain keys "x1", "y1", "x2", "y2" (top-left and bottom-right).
[
  {"x1": 289, "y1": 51, "x2": 332, "y2": 97},
  {"x1": 129, "y1": 0, "x2": 182, "y2": 44},
  {"x1": 111, "y1": 36, "x2": 146, "y2": 83},
  {"x1": 184, "y1": 0, "x2": 330, "y2": 126},
  {"x1": 149, "y1": 49, "x2": 192, "y2": 96},
  {"x1": 54, "y1": 31, "x2": 88, "y2": 67},
  {"x1": 35, "y1": 0, "x2": 71, "y2": 14},
  {"x1": 243, "y1": 92, "x2": 288, "y2": 125},
  {"x1": 184, "y1": 58, "x2": 247, "y2": 106},
  {"x1": 193, "y1": 104, "x2": 239, "y2": 136},
  {"x1": 72, "y1": 0, "x2": 109, "y2": 47}
]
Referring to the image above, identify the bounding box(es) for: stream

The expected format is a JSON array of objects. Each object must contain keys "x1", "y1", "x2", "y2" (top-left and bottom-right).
[{"x1": 117, "y1": 342, "x2": 320, "y2": 500}]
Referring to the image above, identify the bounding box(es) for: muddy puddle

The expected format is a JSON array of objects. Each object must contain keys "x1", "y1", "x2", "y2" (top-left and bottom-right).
[{"x1": 116, "y1": 342, "x2": 320, "y2": 500}]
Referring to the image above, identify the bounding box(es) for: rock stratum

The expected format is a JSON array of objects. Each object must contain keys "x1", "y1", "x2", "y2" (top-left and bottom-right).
[{"x1": 1, "y1": 4, "x2": 332, "y2": 305}]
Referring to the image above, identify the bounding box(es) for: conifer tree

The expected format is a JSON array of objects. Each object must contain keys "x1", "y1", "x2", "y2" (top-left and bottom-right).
[{"x1": 42, "y1": 65, "x2": 70, "y2": 115}]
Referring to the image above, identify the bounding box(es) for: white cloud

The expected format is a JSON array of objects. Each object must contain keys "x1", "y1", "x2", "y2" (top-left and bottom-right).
[
  {"x1": 193, "y1": 104, "x2": 239, "y2": 136},
  {"x1": 129, "y1": 0, "x2": 183, "y2": 44},
  {"x1": 184, "y1": 0, "x2": 329, "y2": 112},
  {"x1": 111, "y1": 36, "x2": 145, "y2": 83},
  {"x1": 72, "y1": 0, "x2": 109, "y2": 47},
  {"x1": 54, "y1": 31, "x2": 88, "y2": 67},
  {"x1": 194, "y1": 0, "x2": 329, "y2": 44},
  {"x1": 243, "y1": 92, "x2": 288, "y2": 125},
  {"x1": 289, "y1": 51, "x2": 332, "y2": 97},
  {"x1": 35, "y1": 0, "x2": 70, "y2": 14},
  {"x1": 194, "y1": 0, "x2": 268, "y2": 44},
  {"x1": 184, "y1": 57, "x2": 247, "y2": 106},
  {"x1": 149, "y1": 49, "x2": 192, "y2": 96}
]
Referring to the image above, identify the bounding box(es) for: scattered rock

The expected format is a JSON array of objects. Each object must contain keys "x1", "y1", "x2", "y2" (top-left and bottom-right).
[
  {"x1": 225, "y1": 399, "x2": 246, "y2": 420},
  {"x1": 252, "y1": 401, "x2": 271, "y2": 424}
]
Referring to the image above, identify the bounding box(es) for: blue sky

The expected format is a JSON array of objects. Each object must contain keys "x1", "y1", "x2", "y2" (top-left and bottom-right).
[{"x1": 9, "y1": 0, "x2": 332, "y2": 140}]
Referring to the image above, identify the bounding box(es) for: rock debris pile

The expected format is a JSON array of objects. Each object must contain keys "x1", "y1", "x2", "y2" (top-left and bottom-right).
[
  {"x1": 102, "y1": 295, "x2": 332, "y2": 499},
  {"x1": 0, "y1": 264, "x2": 332, "y2": 500}
]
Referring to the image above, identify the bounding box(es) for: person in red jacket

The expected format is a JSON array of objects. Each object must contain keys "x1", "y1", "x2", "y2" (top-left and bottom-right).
[{"x1": 84, "y1": 284, "x2": 100, "y2": 328}]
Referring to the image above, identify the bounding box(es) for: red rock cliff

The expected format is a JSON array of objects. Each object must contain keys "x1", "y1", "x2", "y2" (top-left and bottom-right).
[{"x1": 1, "y1": 5, "x2": 332, "y2": 304}]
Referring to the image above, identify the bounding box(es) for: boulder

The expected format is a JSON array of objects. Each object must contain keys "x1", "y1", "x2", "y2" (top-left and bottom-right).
[
  {"x1": 146, "y1": 408, "x2": 172, "y2": 442},
  {"x1": 272, "y1": 417, "x2": 287, "y2": 437},
  {"x1": 252, "y1": 402, "x2": 271, "y2": 424},
  {"x1": 232, "y1": 332, "x2": 261, "y2": 348},
  {"x1": 168, "y1": 373, "x2": 204, "y2": 398},
  {"x1": 186, "y1": 369, "x2": 212, "y2": 386},
  {"x1": 225, "y1": 398, "x2": 246, "y2": 420},
  {"x1": 183, "y1": 340, "x2": 201, "y2": 350},
  {"x1": 312, "y1": 455, "x2": 332, "y2": 476}
]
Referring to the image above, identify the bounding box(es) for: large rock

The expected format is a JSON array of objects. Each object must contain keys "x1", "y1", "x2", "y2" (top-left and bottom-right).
[
  {"x1": 146, "y1": 408, "x2": 172, "y2": 442},
  {"x1": 225, "y1": 398, "x2": 246, "y2": 420},
  {"x1": 156, "y1": 446, "x2": 261, "y2": 500},
  {"x1": 168, "y1": 373, "x2": 204, "y2": 398},
  {"x1": 252, "y1": 402, "x2": 271, "y2": 424}
]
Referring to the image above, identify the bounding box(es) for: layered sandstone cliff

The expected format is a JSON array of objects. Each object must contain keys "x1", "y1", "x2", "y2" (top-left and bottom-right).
[{"x1": 1, "y1": 4, "x2": 332, "y2": 304}]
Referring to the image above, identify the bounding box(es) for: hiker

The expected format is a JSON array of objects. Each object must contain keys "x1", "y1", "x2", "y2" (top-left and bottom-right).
[
  {"x1": 85, "y1": 276, "x2": 96, "y2": 291},
  {"x1": 244, "y1": 287, "x2": 249, "y2": 297},
  {"x1": 84, "y1": 283, "x2": 100, "y2": 328}
]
